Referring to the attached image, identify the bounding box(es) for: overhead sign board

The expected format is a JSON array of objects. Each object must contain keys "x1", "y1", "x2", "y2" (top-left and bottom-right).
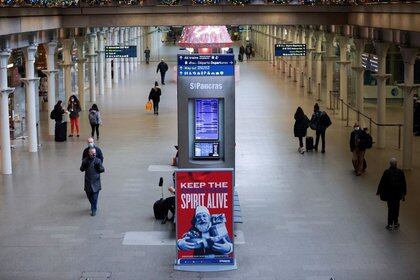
[
  {"x1": 275, "y1": 44, "x2": 306, "y2": 57},
  {"x1": 105, "y1": 46, "x2": 137, "y2": 58},
  {"x1": 361, "y1": 53, "x2": 378, "y2": 73},
  {"x1": 178, "y1": 54, "x2": 234, "y2": 77},
  {"x1": 175, "y1": 169, "x2": 235, "y2": 270}
]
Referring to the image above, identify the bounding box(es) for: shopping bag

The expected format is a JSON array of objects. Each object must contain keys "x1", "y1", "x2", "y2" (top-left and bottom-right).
[{"x1": 145, "y1": 101, "x2": 152, "y2": 111}]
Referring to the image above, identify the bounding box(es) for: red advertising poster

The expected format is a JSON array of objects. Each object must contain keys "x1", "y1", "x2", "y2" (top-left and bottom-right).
[{"x1": 175, "y1": 170, "x2": 234, "y2": 266}]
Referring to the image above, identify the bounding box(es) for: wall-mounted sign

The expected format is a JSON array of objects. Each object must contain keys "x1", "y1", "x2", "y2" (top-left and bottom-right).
[
  {"x1": 361, "y1": 53, "x2": 378, "y2": 73},
  {"x1": 105, "y1": 46, "x2": 137, "y2": 58},
  {"x1": 178, "y1": 54, "x2": 234, "y2": 77},
  {"x1": 275, "y1": 44, "x2": 306, "y2": 57},
  {"x1": 175, "y1": 169, "x2": 235, "y2": 270}
]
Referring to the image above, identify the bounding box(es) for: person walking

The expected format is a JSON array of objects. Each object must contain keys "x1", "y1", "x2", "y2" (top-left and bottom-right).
[
  {"x1": 80, "y1": 147, "x2": 105, "y2": 216},
  {"x1": 310, "y1": 103, "x2": 331, "y2": 153},
  {"x1": 350, "y1": 122, "x2": 367, "y2": 176},
  {"x1": 245, "y1": 43, "x2": 252, "y2": 61},
  {"x1": 156, "y1": 59, "x2": 169, "y2": 85},
  {"x1": 144, "y1": 47, "x2": 150, "y2": 64},
  {"x1": 88, "y1": 104, "x2": 102, "y2": 140},
  {"x1": 239, "y1": 45, "x2": 245, "y2": 62},
  {"x1": 67, "y1": 95, "x2": 81, "y2": 138},
  {"x1": 50, "y1": 100, "x2": 67, "y2": 142},
  {"x1": 376, "y1": 158, "x2": 407, "y2": 230},
  {"x1": 148, "y1": 81, "x2": 162, "y2": 115},
  {"x1": 294, "y1": 107, "x2": 310, "y2": 154},
  {"x1": 82, "y1": 137, "x2": 104, "y2": 163}
]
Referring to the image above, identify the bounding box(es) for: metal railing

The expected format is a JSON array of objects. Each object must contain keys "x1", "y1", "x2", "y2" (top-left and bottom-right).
[{"x1": 329, "y1": 90, "x2": 403, "y2": 149}]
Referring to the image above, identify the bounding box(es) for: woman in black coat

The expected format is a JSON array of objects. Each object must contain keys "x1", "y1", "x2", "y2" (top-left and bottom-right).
[
  {"x1": 148, "y1": 81, "x2": 162, "y2": 115},
  {"x1": 294, "y1": 107, "x2": 310, "y2": 154},
  {"x1": 51, "y1": 100, "x2": 67, "y2": 142}
]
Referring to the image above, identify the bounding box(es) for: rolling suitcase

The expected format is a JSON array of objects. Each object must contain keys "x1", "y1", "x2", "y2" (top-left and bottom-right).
[
  {"x1": 306, "y1": 136, "x2": 314, "y2": 151},
  {"x1": 153, "y1": 198, "x2": 167, "y2": 220},
  {"x1": 54, "y1": 121, "x2": 67, "y2": 142}
]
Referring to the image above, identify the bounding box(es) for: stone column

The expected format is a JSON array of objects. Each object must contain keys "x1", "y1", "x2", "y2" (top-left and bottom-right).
[
  {"x1": 135, "y1": 27, "x2": 140, "y2": 66},
  {"x1": 75, "y1": 37, "x2": 86, "y2": 110},
  {"x1": 324, "y1": 33, "x2": 335, "y2": 105},
  {"x1": 0, "y1": 50, "x2": 13, "y2": 174},
  {"x1": 129, "y1": 28, "x2": 134, "y2": 72},
  {"x1": 352, "y1": 39, "x2": 366, "y2": 124},
  {"x1": 21, "y1": 45, "x2": 39, "y2": 153},
  {"x1": 119, "y1": 28, "x2": 125, "y2": 80},
  {"x1": 87, "y1": 32, "x2": 97, "y2": 102},
  {"x1": 42, "y1": 41, "x2": 58, "y2": 135},
  {"x1": 313, "y1": 31, "x2": 323, "y2": 96},
  {"x1": 113, "y1": 28, "x2": 120, "y2": 84},
  {"x1": 337, "y1": 36, "x2": 351, "y2": 107},
  {"x1": 61, "y1": 39, "x2": 73, "y2": 102},
  {"x1": 306, "y1": 30, "x2": 314, "y2": 93},
  {"x1": 124, "y1": 28, "x2": 130, "y2": 76},
  {"x1": 372, "y1": 42, "x2": 391, "y2": 148},
  {"x1": 105, "y1": 29, "x2": 112, "y2": 89},
  {"x1": 139, "y1": 27, "x2": 144, "y2": 63},
  {"x1": 399, "y1": 47, "x2": 419, "y2": 169},
  {"x1": 97, "y1": 30, "x2": 105, "y2": 96},
  {"x1": 272, "y1": 26, "x2": 277, "y2": 66}
]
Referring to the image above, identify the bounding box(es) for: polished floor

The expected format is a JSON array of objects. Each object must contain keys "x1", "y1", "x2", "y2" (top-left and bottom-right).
[{"x1": 1, "y1": 47, "x2": 420, "y2": 280}]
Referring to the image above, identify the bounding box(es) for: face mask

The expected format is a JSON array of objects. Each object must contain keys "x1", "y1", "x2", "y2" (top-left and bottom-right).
[
  {"x1": 90, "y1": 154, "x2": 95, "y2": 158},
  {"x1": 355, "y1": 127, "x2": 360, "y2": 130},
  {"x1": 88, "y1": 143, "x2": 94, "y2": 148}
]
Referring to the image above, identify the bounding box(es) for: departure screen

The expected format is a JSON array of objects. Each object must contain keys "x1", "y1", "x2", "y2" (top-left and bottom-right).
[
  {"x1": 195, "y1": 99, "x2": 219, "y2": 140},
  {"x1": 275, "y1": 44, "x2": 306, "y2": 56},
  {"x1": 194, "y1": 142, "x2": 220, "y2": 159}
]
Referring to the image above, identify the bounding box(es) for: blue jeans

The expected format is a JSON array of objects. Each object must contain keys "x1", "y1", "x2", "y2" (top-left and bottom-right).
[{"x1": 86, "y1": 191, "x2": 99, "y2": 213}]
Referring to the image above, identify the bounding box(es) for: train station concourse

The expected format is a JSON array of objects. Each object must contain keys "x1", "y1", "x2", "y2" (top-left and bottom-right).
[{"x1": 1, "y1": 1, "x2": 420, "y2": 279}]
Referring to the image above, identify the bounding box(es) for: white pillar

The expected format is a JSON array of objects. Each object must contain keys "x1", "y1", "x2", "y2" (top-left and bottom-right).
[
  {"x1": 61, "y1": 39, "x2": 73, "y2": 102},
  {"x1": 119, "y1": 28, "x2": 125, "y2": 80},
  {"x1": 372, "y1": 42, "x2": 391, "y2": 148},
  {"x1": 324, "y1": 33, "x2": 335, "y2": 105},
  {"x1": 337, "y1": 36, "x2": 351, "y2": 118},
  {"x1": 314, "y1": 31, "x2": 323, "y2": 94},
  {"x1": 75, "y1": 37, "x2": 86, "y2": 110},
  {"x1": 306, "y1": 30, "x2": 314, "y2": 93},
  {"x1": 124, "y1": 28, "x2": 130, "y2": 75},
  {"x1": 97, "y1": 30, "x2": 105, "y2": 96},
  {"x1": 113, "y1": 28, "x2": 120, "y2": 84},
  {"x1": 130, "y1": 28, "x2": 135, "y2": 71},
  {"x1": 22, "y1": 45, "x2": 39, "y2": 153},
  {"x1": 87, "y1": 33, "x2": 97, "y2": 102},
  {"x1": 42, "y1": 42, "x2": 58, "y2": 135},
  {"x1": 0, "y1": 50, "x2": 13, "y2": 174},
  {"x1": 352, "y1": 39, "x2": 366, "y2": 124},
  {"x1": 399, "y1": 47, "x2": 419, "y2": 170},
  {"x1": 105, "y1": 29, "x2": 112, "y2": 89}
]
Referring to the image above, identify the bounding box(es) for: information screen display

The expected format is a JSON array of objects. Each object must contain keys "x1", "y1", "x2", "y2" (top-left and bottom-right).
[
  {"x1": 194, "y1": 142, "x2": 220, "y2": 158},
  {"x1": 105, "y1": 46, "x2": 137, "y2": 58},
  {"x1": 178, "y1": 54, "x2": 234, "y2": 77},
  {"x1": 275, "y1": 44, "x2": 306, "y2": 57},
  {"x1": 195, "y1": 99, "x2": 219, "y2": 140},
  {"x1": 361, "y1": 53, "x2": 378, "y2": 73}
]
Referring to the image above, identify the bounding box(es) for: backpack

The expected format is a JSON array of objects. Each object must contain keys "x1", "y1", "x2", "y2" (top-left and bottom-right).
[
  {"x1": 321, "y1": 112, "x2": 332, "y2": 128},
  {"x1": 50, "y1": 109, "x2": 56, "y2": 120},
  {"x1": 89, "y1": 110, "x2": 98, "y2": 125},
  {"x1": 153, "y1": 198, "x2": 168, "y2": 220},
  {"x1": 363, "y1": 133, "x2": 373, "y2": 149}
]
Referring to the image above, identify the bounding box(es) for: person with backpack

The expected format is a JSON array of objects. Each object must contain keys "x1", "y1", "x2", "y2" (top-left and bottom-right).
[
  {"x1": 88, "y1": 104, "x2": 102, "y2": 140},
  {"x1": 156, "y1": 59, "x2": 169, "y2": 85},
  {"x1": 50, "y1": 100, "x2": 67, "y2": 142},
  {"x1": 310, "y1": 103, "x2": 331, "y2": 153},
  {"x1": 350, "y1": 122, "x2": 367, "y2": 176},
  {"x1": 67, "y1": 95, "x2": 81, "y2": 138},
  {"x1": 376, "y1": 158, "x2": 407, "y2": 230},
  {"x1": 294, "y1": 107, "x2": 310, "y2": 154},
  {"x1": 148, "y1": 81, "x2": 162, "y2": 115}
]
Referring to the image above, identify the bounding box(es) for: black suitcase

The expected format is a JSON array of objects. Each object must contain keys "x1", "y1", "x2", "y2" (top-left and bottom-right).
[
  {"x1": 153, "y1": 198, "x2": 167, "y2": 220},
  {"x1": 306, "y1": 136, "x2": 314, "y2": 151},
  {"x1": 54, "y1": 121, "x2": 67, "y2": 142}
]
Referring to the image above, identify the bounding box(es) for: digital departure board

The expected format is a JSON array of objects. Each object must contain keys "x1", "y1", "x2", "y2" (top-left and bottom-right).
[
  {"x1": 178, "y1": 54, "x2": 234, "y2": 77},
  {"x1": 105, "y1": 46, "x2": 137, "y2": 58},
  {"x1": 275, "y1": 44, "x2": 306, "y2": 57},
  {"x1": 361, "y1": 53, "x2": 378, "y2": 73},
  {"x1": 195, "y1": 99, "x2": 219, "y2": 140}
]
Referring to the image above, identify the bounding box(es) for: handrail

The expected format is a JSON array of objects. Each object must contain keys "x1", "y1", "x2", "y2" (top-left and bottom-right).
[{"x1": 328, "y1": 90, "x2": 403, "y2": 149}]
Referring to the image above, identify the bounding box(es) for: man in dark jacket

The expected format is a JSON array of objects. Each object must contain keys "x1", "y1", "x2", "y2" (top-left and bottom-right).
[
  {"x1": 310, "y1": 103, "x2": 331, "y2": 153},
  {"x1": 376, "y1": 158, "x2": 407, "y2": 230},
  {"x1": 144, "y1": 47, "x2": 150, "y2": 64},
  {"x1": 82, "y1": 137, "x2": 104, "y2": 163},
  {"x1": 80, "y1": 147, "x2": 105, "y2": 216},
  {"x1": 156, "y1": 59, "x2": 169, "y2": 85},
  {"x1": 350, "y1": 122, "x2": 366, "y2": 176}
]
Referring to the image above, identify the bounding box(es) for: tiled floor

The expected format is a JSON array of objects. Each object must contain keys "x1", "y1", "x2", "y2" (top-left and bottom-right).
[{"x1": 0, "y1": 45, "x2": 419, "y2": 280}]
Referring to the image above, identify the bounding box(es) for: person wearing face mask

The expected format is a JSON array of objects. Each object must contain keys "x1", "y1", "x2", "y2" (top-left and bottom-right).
[
  {"x1": 80, "y1": 147, "x2": 105, "y2": 216},
  {"x1": 350, "y1": 122, "x2": 367, "y2": 176},
  {"x1": 67, "y1": 95, "x2": 81, "y2": 137},
  {"x1": 82, "y1": 137, "x2": 104, "y2": 163}
]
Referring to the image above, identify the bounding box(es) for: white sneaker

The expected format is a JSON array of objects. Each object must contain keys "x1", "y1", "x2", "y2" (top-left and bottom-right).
[{"x1": 300, "y1": 147, "x2": 305, "y2": 154}]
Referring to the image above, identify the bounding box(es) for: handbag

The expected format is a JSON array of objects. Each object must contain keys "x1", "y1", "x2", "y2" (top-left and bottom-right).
[{"x1": 145, "y1": 101, "x2": 152, "y2": 111}]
